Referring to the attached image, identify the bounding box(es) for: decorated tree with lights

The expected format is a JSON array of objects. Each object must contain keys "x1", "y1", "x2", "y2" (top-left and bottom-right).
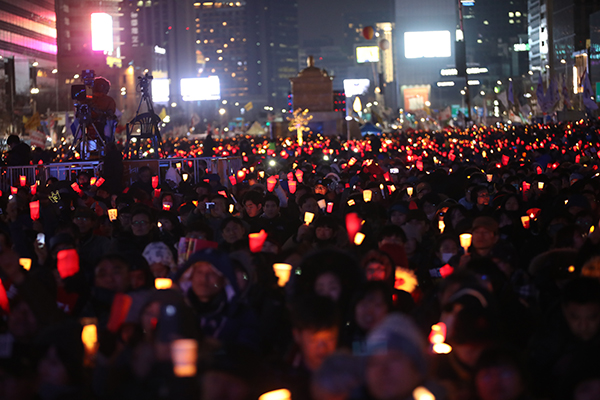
[{"x1": 287, "y1": 108, "x2": 312, "y2": 146}]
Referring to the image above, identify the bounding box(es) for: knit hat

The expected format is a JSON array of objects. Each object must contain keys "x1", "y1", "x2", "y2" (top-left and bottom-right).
[
  {"x1": 143, "y1": 242, "x2": 176, "y2": 271},
  {"x1": 366, "y1": 313, "x2": 427, "y2": 376}
]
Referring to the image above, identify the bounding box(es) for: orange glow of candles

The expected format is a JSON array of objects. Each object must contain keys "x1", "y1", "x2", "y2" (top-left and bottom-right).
[
  {"x1": 57, "y1": 249, "x2": 80, "y2": 279},
  {"x1": 413, "y1": 386, "x2": 436, "y2": 400},
  {"x1": 438, "y1": 220, "x2": 445, "y2": 233},
  {"x1": 354, "y1": 232, "x2": 366, "y2": 245},
  {"x1": 171, "y1": 339, "x2": 198, "y2": 377},
  {"x1": 162, "y1": 201, "x2": 172, "y2": 211},
  {"x1": 175, "y1": 162, "x2": 182, "y2": 170},
  {"x1": 259, "y1": 389, "x2": 292, "y2": 400},
  {"x1": 590, "y1": 225, "x2": 596, "y2": 235},
  {"x1": 10, "y1": 187, "x2": 17, "y2": 195},
  {"x1": 154, "y1": 188, "x2": 161, "y2": 198},
  {"x1": 90, "y1": 177, "x2": 97, "y2": 186},
  {"x1": 429, "y1": 322, "x2": 447, "y2": 345},
  {"x1": 108, "y1": 209, "x2": 118, "y2": 221},
  {"x1": 218, "y1": 190, "x2": 227, "y2": 198},
  {"x1": 288, "y1": 180, "x2": 297, "y2": 194},
  {"x1": 273, "y1": 263, "x2": 292, "y2": 287},
  {"x1": 19, "y1": 258, "x2": 31, "y2": 271},
  {"x1": 304, "y1": 212, "x2": 314, "y2": 225},
  {"x1": 81, "y1": 324, "x2": 97, "y2": 354},
  {"x1": 152, "y1": 176, "x2": 159, "y2": 189},
  {"x1": 30, "y1": 184, "x2": 36, "y2": 195},
  {"x1": 229, "y1": 204, "x2": 234, "y2": 213},
  {"x1": 229, "y1": 175, "x2": 237, "y2": 186},
  {"x1": 433, "y1": 343, "x2": 452, "y2": 354},
  {"x1": 267, "y1": 176, "x2": 277, "y2": 192},
  {"x1": 295, "y1": 169, "x2": 303, "y2": 183},
  {"x1": 19, "y1": 175, "x2": 26, "y2": 186},
  {"x1": 538, "y1": 181, "x2": 544, "y2": 190},
  {"x1": 107, "y1": 293, "x2": 133, "y2": 333},
  {"x1": 346, "y1": 212, "x2": 362, "y2": 242},
  {"x1": 71, "y1": 182, "x2": 82, "y2": 194},
  {"x1": 155, "y1": 278, "x2": 173, "y2": 290},
  {"x1": 439, "y1": 263, "x2": 454, "y2": 278},
  {"x1": 406, "y1": 187, "x2": 414, "y2": 197},
  {"x1": 486, "y1": 174, "x2": 493, "y2": 182},
  {"x1": 389, "y1": 185, "x2": 396, "y2": 194},
  {"x1": 95, "y1": 177, "x2": 105, "y2": 187},
  {"x1": 363, "y1": 189, "x2": 372, "y2": 202},
  {"x1": 317, "y1": 199, "x2": 326, "y2": 210},
  {"x1": 258, "y1": 170, "x2": 265, "y2": 179},
  {"x1": 347, "y1": 199, "x2": 355, "y2": 206},
  {"x1": 237, "y1": 170, "x2": 246, "y2": 181},
  {"x1": 0, "y1": 279, "x2": 8, "y2": 313},
  {"x1": 459, "y1": 233, "x2": 472, "y2": 252},
  {"x1": 326, "y1": 202, "x2": 334, "y2": 213},
  {"x1": 182, "y1": 173, "x2": 189, "y2": 182},
  {"x1": 29, "y1": 201, "x2": 40, "y2": 221},
  {"x1": 249, "y1": 229, "x2": 268, "y2": 253},
  {"x1": 521, "y1": 215, "x2": 530, "y2": 229}
]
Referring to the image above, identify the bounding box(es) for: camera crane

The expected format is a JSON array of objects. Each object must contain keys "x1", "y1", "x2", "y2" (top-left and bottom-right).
[{"x1": 125, "y1": 73, "x2": 162, "y2": 159}]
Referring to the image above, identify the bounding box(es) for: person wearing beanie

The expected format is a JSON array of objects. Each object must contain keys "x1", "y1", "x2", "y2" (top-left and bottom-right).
[{"x1": 364, "y1": 313, "x2": 433, "y2": 400}]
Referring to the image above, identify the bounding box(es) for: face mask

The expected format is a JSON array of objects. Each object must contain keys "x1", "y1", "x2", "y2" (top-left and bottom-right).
[{"x1": 441, "y1": 252, "x2": 455, "y2": 263}]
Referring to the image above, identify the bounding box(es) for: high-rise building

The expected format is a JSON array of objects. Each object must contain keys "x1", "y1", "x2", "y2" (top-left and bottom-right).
[
  {"x1": 195, "y1": 0, "x2": 298, "y2": 111},
  {"x1": 528, "y1": 0, "x2": 550, "y2": 72},
  {"x1": 0, "y1": 0, "x2": 57, "y2": 117},
  {"x1": 56, "y1": 0, "x2": 123, "y2": 111},
  {"x1": 119, "y1": 0, "x2": 196, "y2": 110}
]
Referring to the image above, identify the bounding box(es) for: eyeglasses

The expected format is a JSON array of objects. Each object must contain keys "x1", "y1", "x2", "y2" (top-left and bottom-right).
[{"x1": 132, "y1": 220, "x2": 150, "y2": 226}]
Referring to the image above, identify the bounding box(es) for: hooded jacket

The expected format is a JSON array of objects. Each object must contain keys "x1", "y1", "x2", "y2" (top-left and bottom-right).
[{"x1": 176, "y1": 248, "x2": 259, "y2": 349}]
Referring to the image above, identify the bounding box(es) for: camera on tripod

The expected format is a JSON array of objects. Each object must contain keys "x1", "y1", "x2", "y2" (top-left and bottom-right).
[
  {"x1": 70, "y1": 69, "x2": 96, "y2": 102},
  {"x1": 138, "y1": 72, "x2": 153, "y2": 94}
]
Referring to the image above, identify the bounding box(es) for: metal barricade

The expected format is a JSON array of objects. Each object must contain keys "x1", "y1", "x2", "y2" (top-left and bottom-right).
[{"x1": 1, "y1": 157, "x2": 241, "y2": 191}]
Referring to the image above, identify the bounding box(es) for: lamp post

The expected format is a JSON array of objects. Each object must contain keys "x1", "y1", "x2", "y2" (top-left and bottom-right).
[{"x1": 219, "y1": 107, "x2": 226, "y2": 137}]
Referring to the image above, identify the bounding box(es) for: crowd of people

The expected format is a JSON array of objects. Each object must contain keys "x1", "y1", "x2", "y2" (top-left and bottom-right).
[{"x1": 1, "y1": 120, "x2": 600, "y2": 400}]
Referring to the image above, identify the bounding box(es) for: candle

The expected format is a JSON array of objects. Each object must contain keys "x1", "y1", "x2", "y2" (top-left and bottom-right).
[
  {"x1": 152, "y1": 176, "x2": 159, "y2": 189},
  {"x1": 273, "y1": 263, "x2": 292, "y2": 287},
  {"x1": 288, "y1": 180, "x2": 297, "y2": 194},
  {"x1": 295, "y1": 169, "x2": 303, "y2": 183},
  {"x1": 107, "y1": 293, "x2": 132, "y2": 333},
  {"x1": 249, "y1": 230, "x2": 268, "y2": 253},
  {"x1": 304, "y1": 212, "x2": 314, "y2": 225},
  {"x1": 259, "y1": 389, "x2": 292, "y2": 400},
  {"x1": 95, "y1": 177, "x2": 105, "y2": 187},
  {"x1": 81, "y1": 324, "x2": 97, "y2": 354},
  {"x1": 19, "y1": 258, "x2": 31, "y2": 271},
  {"x1": 90, "y1": 177, "x2": 97, "y2": 186},
  {"x1": 108, "y1": 209, "x2": 118, "y2": 221},
  {"x1": 19, "y1": 175, "x2": 26, "y2": 186},
  {"x1": 57, "y1": 249, "x2": 79, "y2": 279},
  {"x1": 155, "y1": 278, "x2": 173, "y2": 290},
  {"x1": 413, "y1": 386, "x2": 436, "y2": 400},
  {"x1": 406, "y1": 187, "x2": 414, "y2": 197},
  {"x1": 538, "y1": 181, "x2": 544, "y2": 190},
  {"x1": 29, "y1": 201, "x2": 40, "y2": 221},
  {"x1": 171, "y1": 339, "x2": 198, "y2": 377},
  {"x1": 438, "y1": 220, "x2": 445, "y2": 233},
  {"x1": 326, "y1": 202, "x2": 334, "y2": 213},
  {"x1": 354, "y1": 232, "x2": 366, "y2": 245},
  {"x1": 486, "y1": 174, "x2": 493, "y2": 182},
  {"x1": 363, "y1": 189, "x2": 372, "y2": 202},
  {"x1": 459, "y1": 233, "x2": 472, "y2": 252},
  {"x1": 346, "y1": 212, "x2": 362, "y2": 242},
  {"x1": 267, "y1": 176, "x2": 277, "y2": 192},
  {"x1": 429, "y1": 322, "x2": 447, "y2": 344},
  {"x1": 521, "y1": 215, "x2": 530, "y2": 229},
  {"x1": 0, "y1": 278, "x2": 8, "y2": 313},
  {"x1": 317, "y1": 199, "x2": 326, "y2": 210}
]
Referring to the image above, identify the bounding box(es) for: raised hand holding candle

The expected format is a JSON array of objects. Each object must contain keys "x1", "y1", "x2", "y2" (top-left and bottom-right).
[
  {"x1": 249, "y1": 230, "x2": 268, "y2": 253},
  {"x1": 273, "y1": 263, "x2": 292, "y2": 287},
  {"x1": 304, "y1": 211, "x2": 314, "y2": 225},
  {"x1": 171, "y1": 339, "x2": 198, "y2": 377},
  {"x1": 459, "y1": 233, "x2": 472, "y2": 253},
  {"x1": 57, "y1": 249, "x2": 79, "y2": 279}
]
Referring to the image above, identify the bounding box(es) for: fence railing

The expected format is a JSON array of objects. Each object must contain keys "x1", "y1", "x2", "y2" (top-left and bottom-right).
[{"x1": 0, "y1": 157, "x2": 242, "y2": 192}]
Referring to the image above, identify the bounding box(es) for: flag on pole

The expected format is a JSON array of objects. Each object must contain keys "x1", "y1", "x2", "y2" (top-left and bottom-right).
[{"x1": 508, "y1": 80, "x2": 514, "y2": 104}]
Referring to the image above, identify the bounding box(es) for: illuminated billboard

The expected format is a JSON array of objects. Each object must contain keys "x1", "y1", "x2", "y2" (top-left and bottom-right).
[
  {"x1": 152, "y1": 78, "x2": 170, "y2": 104},
  {"x1": 404, "y1": 31, "x2": 451, "y2": 59},
  {"x1": 403, "y1": 86, "x2": 430, "y2": 111},
  {"x1": 180, "y1": 76, "x2": 221, "y2": 101},
  {"x1": 91, "y1": 13, "x2": 113, "y2": 52},
  {"x1": 356, "y1": 46, "x2": 380, "y2": 63},
  {"x1": 343, "y1": 79, "x2": 370, "y2": 97}
]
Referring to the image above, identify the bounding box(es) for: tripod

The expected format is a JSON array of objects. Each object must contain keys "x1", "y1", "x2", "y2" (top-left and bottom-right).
[
  {"x1": 125, "y1": 73, "x2": 162, "y2": 159},
  {"x1": 70, "y1": 103, "x2": 107, "y2": 160}
]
